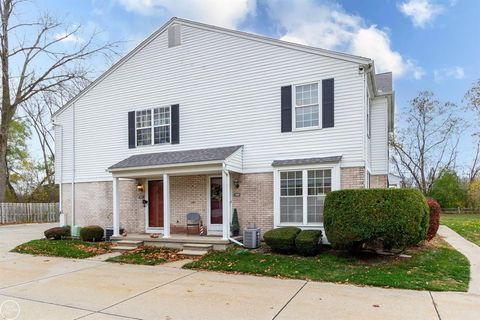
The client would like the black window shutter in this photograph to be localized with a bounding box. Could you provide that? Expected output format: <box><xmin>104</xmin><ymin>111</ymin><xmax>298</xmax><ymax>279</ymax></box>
<box><xmin>128</xmin><ymin>111</ymin><xmax>135</xmax><ymax>149</ymax></box>
<box><xmin>281</xmin><ymin>85</ymin><xmax>292</xmax><ymax>132</ymax></box>
<box><xmin>322</xmin><ymin>78</ymin><xmax>334</xmax><ymax>128</ymax></box>
<box><xmin>171</xmin><ymin>104</ymin><xmax>179</xmax><ymax>144</ymax></box>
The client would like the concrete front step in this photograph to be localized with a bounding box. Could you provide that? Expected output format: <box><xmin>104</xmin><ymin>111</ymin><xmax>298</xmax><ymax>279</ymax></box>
<box><xmin>116</xmin><ymin>240</ymin><xmax>143</xmax><ymax>247</ymax></box>
<box><xmin>112</xmin><ymin>245</ymin><xmax>138</xmax><ymax>252</ymax></box>
<box><xmin>177</xmin><ymin>249</ymin><xmax>209</xmax><ymax>256</ymax></box>
<box><xmin>183</xmin><ymin>243</ymin><xmax>213</xmax><ymax>251</ymax></box>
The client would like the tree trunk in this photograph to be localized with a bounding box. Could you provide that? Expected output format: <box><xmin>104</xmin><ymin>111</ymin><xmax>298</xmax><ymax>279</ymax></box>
<box><xmin>0</xmin><ymin>131</ymin><xmax>8</xmax><ymax>201</ymax></box>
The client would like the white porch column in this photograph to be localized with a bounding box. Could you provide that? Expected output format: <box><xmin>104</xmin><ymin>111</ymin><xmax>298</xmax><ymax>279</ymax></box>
<box><xmin>163</xmin><ymin>173</ymin><xmax>171</xmax><ymax>238</ymax></box>
<box><xmin>222</xmin><ymin>167</ymin><xmax>231</xmax><ymax>240</ymax></box>
<box><xmin>112</xmin><ymin>177</ymin><xmax>120</xmax><ymax>236</ymax></box>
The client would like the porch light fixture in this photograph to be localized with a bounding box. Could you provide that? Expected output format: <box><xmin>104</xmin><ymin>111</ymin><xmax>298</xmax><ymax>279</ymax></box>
<box><xmin>234</xmin><ymin>178</ymin><xmax>240</xmax><ymax>189</ymax></box>
<box><xmin>136</xmin><ymin>182</ymin><xmax>144</xmax><ymax>192</ymax></box>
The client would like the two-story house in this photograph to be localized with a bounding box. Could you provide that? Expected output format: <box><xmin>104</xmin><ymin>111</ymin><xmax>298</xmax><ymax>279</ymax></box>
<box><xmin>53</xmin><ymin>17</ymin><xmax>394</xmax><ymax>245</ymax></box>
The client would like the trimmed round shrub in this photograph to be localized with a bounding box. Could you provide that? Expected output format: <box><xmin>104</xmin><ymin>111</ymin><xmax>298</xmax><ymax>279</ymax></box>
<box><xmin>324</xmin><ymin>189</ymin><xmax>429</xmax><ymax>250</ymax></box>
<box><xmin>295</xmin><ymin>230</ymin><xmax>322</xmax><ymax>256</ymax></box>
<box><xmin>263</xmin><ymin>227</ymin><xmax>301</xmax><ymax>253</ymax></box>
<box><xmin>426</xmin><ymin>198</ymin><xmax>441</xmax><ymax>241</ymax></box>
<box><xmin>44</xmin><ymin>226</ymin><xmax>70</xmax><ymax>240</ymax></box>
<box><xmin>80</xmin><ymin>225</ymin><xmax>104</xmax><ymax>242</ymax></box>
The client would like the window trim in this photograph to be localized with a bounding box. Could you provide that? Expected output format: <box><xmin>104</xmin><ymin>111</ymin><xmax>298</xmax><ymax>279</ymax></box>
<box><xmin>273</xmin><ymin>162</ymin><xmax>341</xmax><ymax>228</ymax></box>
<box><xmin>135</xmin><ymin>106</ymin><xmax>172</xmax><ymax>147</ymax></box>
<box><xmin>292</xmin><ymin>81</ymin><xmax>322</xmax><ymax>131</ymax></box>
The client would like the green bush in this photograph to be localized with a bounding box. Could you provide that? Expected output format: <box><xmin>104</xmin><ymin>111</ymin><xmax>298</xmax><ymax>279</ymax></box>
<box><xmin>263</xmin><ymin>227</ymin><xmax>301</xmax><ymax>253</ymax></box>
<box><xmin>44</xmin><ymin>226</ymin><xmax>71</xmax><ymax>240</ymax></box>
<box><xmin>324</xmin><ymin>189</ymin><xmax>429</xmax><ymax>250</ymax></box>
<box><xmin>79</xmin><ymin>225</ymin><xmax>104</xmax><ymax>242</ymax></box>
<box><xmin>295</xmin><ymin>230</ymin><xmax>322</xmax><ymax>256</ymax></box>
<box><xmin>231</xmin><ymin>208</ymin><xmax>240</xmax><ymax>236</ymax></box>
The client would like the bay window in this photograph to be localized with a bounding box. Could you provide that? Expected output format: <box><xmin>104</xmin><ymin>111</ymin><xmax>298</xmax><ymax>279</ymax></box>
<box><xmin>279</xmin><ymin>168</ymin><xmax>332</xmax><ymax>225</ymax></box>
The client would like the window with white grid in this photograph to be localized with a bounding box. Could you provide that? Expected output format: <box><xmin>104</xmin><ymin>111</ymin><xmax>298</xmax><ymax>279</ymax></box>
<box><xmin>136</xmin><ymin>107</ymin><xmax>171</xmax><ymax>146</ymax></box>
<box><xmin>307</xmin><ymin>169</ymin><xmax>332</xmax><ymax>223</ymax></box>
<box><xmin>136</xmin><ymin>109</ymin><xmax>152</xmax><ymax>146</ymax></box>
<box><xmin>280</xmin><ymin>171</ymin><xmax>303</xmax><ymax>223</ymax></box>
<box><xmin>279</xmin><ymin>168</ymin><xmax>332</xmax><ymax>225</ymax></box>
<box><xmin>294</xmin><ymin>83</ymin><xmax>320</xmax><ymax>129</ymax></box>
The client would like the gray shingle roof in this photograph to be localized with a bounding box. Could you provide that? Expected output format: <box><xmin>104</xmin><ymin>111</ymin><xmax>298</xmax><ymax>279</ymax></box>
<box><xmin>109</xmin><ymin>145</ymin><xmax>242</xmax><ymax>170</ymax></box>
<box><xmin>375</xmin><ymin>72</ymin><xmax>393</xmax><ymax>93</ymax></box>
<box><xmin>271</xmin><ymin>156</ymin><xmax>342</xmax><ymax>167</ymax></box>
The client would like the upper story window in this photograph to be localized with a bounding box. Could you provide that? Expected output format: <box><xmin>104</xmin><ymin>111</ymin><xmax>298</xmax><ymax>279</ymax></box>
<box><xmin>294</xmin><ymin>83</ymin><xmax>320</xmax><ymax>129</ymax></box>
<box><xmin>135</xmin><ymin>107</ymin><xmax>171</xmax><ymax>146</ymax></box>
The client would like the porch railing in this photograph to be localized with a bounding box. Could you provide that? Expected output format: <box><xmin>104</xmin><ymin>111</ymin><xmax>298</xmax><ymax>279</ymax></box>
<box><xmin>0</xmin><ymin>202</ymin><xmax>59</xmax><ymax>224</ymax></box>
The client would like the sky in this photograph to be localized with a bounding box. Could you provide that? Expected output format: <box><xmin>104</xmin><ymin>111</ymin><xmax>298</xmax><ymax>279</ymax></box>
<box><xmin>24</xmin><ymin>0</ymin><xmax>480</xmax><ymax>170</ymax></box>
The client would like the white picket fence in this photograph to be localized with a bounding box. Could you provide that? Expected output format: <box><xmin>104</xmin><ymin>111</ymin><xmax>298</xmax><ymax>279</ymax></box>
<box><xmin>0</xmin><ymin>203</ymin><xmax>59</xmax><ymax>224</ymax></box>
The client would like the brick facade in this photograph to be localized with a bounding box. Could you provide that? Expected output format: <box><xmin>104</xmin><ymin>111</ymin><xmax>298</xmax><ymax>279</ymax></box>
<box><xmin>169</xmin><ymin>175</ymin><xmax>208</xmax><ymax>233</ymax></box>
<box><xmin>370</xmin><ymin>174</ymin><xmax>388</xmax><ymax>188</ymax></box>
<box><xmin>61</xmin><ymin>180</ymin><xmax>144</xmax><ymax>233</ymax></box>
<box><xmin>340</xmin><ymin>167</ymin><xmax>365</xmax><ymax>189</ymax></box>
<box><xmin>61</xmin><ymin>172</ymin><xmax>274</xmax><ymax>235</ymax></box>
<box><xmin>61</xmin><ymin>168</ymin><xmax>371</xmax><ymax>235</ymax></box>
<box><xmin>231</xmin><ymin>172</ymin><xmax>274</xmax><ymax>234</ymax></box>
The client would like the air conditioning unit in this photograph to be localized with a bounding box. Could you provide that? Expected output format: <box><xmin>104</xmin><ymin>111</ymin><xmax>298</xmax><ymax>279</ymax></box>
<box><xmin>243</xmin><ymin>226</ymin><xmax>261</xmax><ymax>249</ymax></box>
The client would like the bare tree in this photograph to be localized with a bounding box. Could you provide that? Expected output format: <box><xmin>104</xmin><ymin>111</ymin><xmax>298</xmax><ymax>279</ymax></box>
<box><xmin>464</xmin><ymin>79</ymin><xmax>480</xmax><ymax>182</ymax></box>
<box><xmin>21</xmin><ymin>78</ymin><xmax>90</xmax><ymax>201</ymax></box>
<box><xmin>0</xmin><ymin>0</ymin><xmax>117</xmax><ymax>201</ymax></box>
<box><xmin>391</xmin><ymin>91</ymin><xmax>462</xmax><ymax>195</ymax></box>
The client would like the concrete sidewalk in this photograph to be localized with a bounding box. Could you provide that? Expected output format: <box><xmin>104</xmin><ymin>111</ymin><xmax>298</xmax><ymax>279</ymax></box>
<box><xmin>0</xmin><ymin>223</ymin><xmax>479</xmax><ymax>320</ymax></box>
<box><xmin>438</xmin><ymin>225</ymin><xmax>480</xmax><ymax>295</ymax></box>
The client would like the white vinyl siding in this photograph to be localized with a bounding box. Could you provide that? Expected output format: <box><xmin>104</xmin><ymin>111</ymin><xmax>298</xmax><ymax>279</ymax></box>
<box><xmin>55</xmin><ymin>24</ymin><xmax>366</xmax><ymax>183</ymax></box>
<box><xmin>370</xmin><ymin>96</ymin><xmax>389</xmax><ymax>174</ymax></box>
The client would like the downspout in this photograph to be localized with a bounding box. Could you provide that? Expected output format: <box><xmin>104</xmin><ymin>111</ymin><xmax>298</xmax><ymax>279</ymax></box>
<box><xmin>53</xmin><ymin>122</ymin><xmax>64</xmax><ymax>225</ymax></box>
<box><xmin>222</xmin><ymin>163</ymin><xmax>244</xmax><ymax>247</ymax></box>
<box><xmin>362</xmin><ymin>62</ymin><xmax>375</xmax><ymax>188</ymax></box>
<box><xmin>71</xmin><ymin>104</ymin><xmax>75</xmax><ymax>226</ymax></box>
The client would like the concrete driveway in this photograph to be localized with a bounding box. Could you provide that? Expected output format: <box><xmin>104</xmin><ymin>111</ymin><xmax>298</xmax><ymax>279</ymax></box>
<box><xmin>0</xmin><ymin>223</ymin><xmax>478</xmax><ymax>320</ymax></box>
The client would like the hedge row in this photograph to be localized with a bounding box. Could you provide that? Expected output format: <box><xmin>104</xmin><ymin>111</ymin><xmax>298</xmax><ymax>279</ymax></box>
<box><xmin>264</xmin><ymin>227</ymin><xmax>322</xmax><ymax>256</ymax></box>
<box><xmin>44</xmin><ymin>225</ymin><xmax>105</xmax><ymax>242</ymax></box>
<box><xmin>324</xmin><ymin>188</ymin><xmax>429</xmax><ymax>250</ymax></box>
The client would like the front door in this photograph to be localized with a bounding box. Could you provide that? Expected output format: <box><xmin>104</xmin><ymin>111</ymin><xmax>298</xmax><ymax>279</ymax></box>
<box><xmin>208</xmin><ymin>177</ymin><xmax>223</xmax><ymax>232</ymax></box>
<box><xmin>148</xmin><ymin>180</ymin><xmax>164</xmax><ymax>229</ymax></box>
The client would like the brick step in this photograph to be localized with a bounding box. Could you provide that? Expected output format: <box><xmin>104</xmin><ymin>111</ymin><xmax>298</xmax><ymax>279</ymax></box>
<box><xmin>116</xmin><ymin>240</ymin><xmax>143</xmax><ymax>248</ymax></box>
<box><xmin>182</xmin><ymin>243</ymin><xmax>213</xmax><ymax>251</ymax></box>
<box><xmin>177</xmin><ymin>249</ymin><xmax>209</xmax><ymax>257</ymax></box>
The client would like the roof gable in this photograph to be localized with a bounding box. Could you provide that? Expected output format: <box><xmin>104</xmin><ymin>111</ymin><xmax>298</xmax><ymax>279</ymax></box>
<box><xmin>53</xmin><ymin>17</ymin><xmax>374</xmax><ymax>119</ymax></box>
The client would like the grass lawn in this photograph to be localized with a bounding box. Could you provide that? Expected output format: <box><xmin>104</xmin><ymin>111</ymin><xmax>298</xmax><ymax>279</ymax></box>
<box><xmin>107</xmin><ymin>246</ymin><xmax>183</xmax><ymax>265</ymax></box>
<box><xmin>11</xmin><ymin>239</ymin><xmax>112</xmax><ymax>259</ymax></box>
<box><xmin>184</xmin><ymin>237</ymin><xmax>469</xmax><ymax>292</ymax></box>
<box><xmin>441</xmin><ymin>214</ymin><xmax>480</xmax><ymax>246</ymax></box>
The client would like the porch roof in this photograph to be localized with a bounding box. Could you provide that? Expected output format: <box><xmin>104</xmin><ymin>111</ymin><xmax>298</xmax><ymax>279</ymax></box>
<box><xmin>271</xmin><ymin>155</ymin><xmax>342</xmax><ymax>167</ymax></box>
<box><xmin>108</xmin><ymin>145</ymin><xmax>243</xmax><ymax>171</ymax></box>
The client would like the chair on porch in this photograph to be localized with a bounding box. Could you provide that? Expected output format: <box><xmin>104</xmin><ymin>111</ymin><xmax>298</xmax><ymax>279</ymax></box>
<box><xmin>186</xmin><ymin>212</ymin><xmax>201</xmax><ymax>235</ymax></box>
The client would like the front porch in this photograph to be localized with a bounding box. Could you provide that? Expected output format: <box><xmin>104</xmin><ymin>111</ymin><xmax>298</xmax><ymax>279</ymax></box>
<box><xmin>111</xmin><ymin>233</ymin><xmax>241</xmax><ymax>251</ymax></box>
<box><xmin>108</xmin><ymin>146</ymin><xmax>244</xmax><ymax>248</ymax></box>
